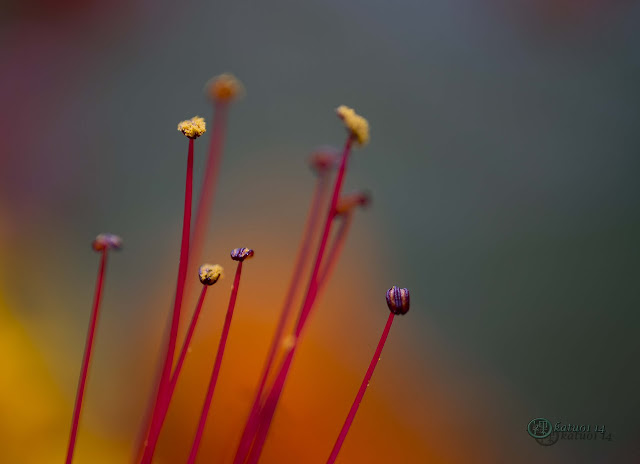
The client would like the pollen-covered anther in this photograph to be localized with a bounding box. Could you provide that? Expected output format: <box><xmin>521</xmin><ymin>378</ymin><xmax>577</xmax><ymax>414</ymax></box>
<box><xmin>177</xmin><ymin>116</ymin><xmax>206</xmax><ymax>139</ymax></box>
<box><xmin>336</xmin><ymin>105</ymin><xmax>369</xmax><ymax>146</ymax></box>
<box><xmin>309</xmin><ymin>146</ymin><xmax>340</xmax><ymax>175</ymax></box>
<box><xmin>386</xmin><ymin>286</ymin><xmax>410</xmax><ymax>315</ymax></box>
<box><xmin>92</xmin><ymin>233</ymin><xmax>122</xmax><ymax>252</ymax></box>
<box><xmin>335</xmin><ymin>191</ymin><xmax>371</xmax><ymax>215</ymax></box>
<box><xmin>199</xmin><ymin>264</ymin><xmax>224</xmax><ymax>285</ymax></box>
<box><xmin>205</xmin><ymin>73</ymin><xmax>245</xmax><ymax>102</ymax></box>
<box><xmin>230</xmin><ymin>247</ymin><xmax>255</xmax><ymax>262</ymax></box>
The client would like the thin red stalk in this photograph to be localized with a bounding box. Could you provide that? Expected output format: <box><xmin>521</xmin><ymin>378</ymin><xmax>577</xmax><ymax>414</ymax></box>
<box><xmin>317</xmin><ymin>212</ymin><xmax>353</xmax><ymax>293</ymax></box>
<box><xmin>131</xmin><ymin>340</ymin><xmax>165</xmax><ymax>463</ymax></box>
<box><xmin>326</xmin><ymin>312</ymin><xmax>395</xmax><ymax>464</ymax></box>
<box><xmin>186</xmin><ymin>261</ymin><xmax>244</xmax><ymax>464</ymax></box>
<box><xmin>65</xmin><ymin>249</ymin><xmax>108</xmax><ymax>464</ymax></box>
<box><xmin>245</xmin><ymin>349</ymin><xmax>294</xmax><ymax>464</ymax></box>
<box><xmin>239</xmin><ymin>212</ymin><xmax>352</xmax><ymax>462</ymax></box>
<box><xmin>133</xmin><ymin>120</ymin><xmax>211</xmax><ymax>460</ymax></box>
<box><xmin>132</xmin><ymin>314</ymin><xmax>177</xmax><ymax>463</ymax></box>
<box><xmin>131</xmin><ymin>286</ymin><xmax>207</xmax><ymax>463</ymax></box>
<box><xmin>169</xmin><ymin>285</ymin><xmax>208</xmax><ymax>391</ymax></box>
<box><xmin>189</xmin><ymin>102</ymin><xmax>228</xmax><ymax>282</ymax></box>
<box><xmin>246</xmin><ymin>136</ymin><xmax>354</xmax><ymax>464</ymax></box>
<box><xmin>295</xmin><ymin>137</ymin><xmax>353</xmax><ymax>333</ymax></box>
<box><xmin>238</xmin><ymin>206</ymin><xmax>353</xmax><ymax>464</ymax></box>
<box><xmin>232</xmin><ymin>174</ymin><xmax>329</xmax><ymax>464</ymax></box>
<box><xmin>140</xmin><ymin>138</ymin><xmax>194</xmax><ymax>464</ymax></box>
<box><xmin>133</xmin><ymin>100</ymin><xmax>227</xmax><ymax>462</ymax></box>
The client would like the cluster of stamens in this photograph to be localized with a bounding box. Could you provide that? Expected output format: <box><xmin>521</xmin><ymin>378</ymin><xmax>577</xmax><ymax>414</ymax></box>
<box><xmin>65</xmin><ymin>74</ymin><xmax>416</xmax><ymax>464</ymax></box>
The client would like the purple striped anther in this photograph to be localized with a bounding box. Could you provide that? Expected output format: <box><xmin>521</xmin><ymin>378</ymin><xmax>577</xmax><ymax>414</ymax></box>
<box><xmin>230</xmin><ymin>247</ymin><xmax>254</xmax><ymax>262</ymax></box>
<box><xmin>92</xmin><ymin>233</ymin><xmax>122</xmax><ymax>252</ymax></box>
<box><xmin>386</xmin><ymin>286</ymin><xmax>410</xmax><ymax>315</ymax></box>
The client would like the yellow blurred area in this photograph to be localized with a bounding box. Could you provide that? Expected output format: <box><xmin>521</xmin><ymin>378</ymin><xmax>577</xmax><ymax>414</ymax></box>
<box><xmin>0</xmin><ymin>300</ymin><xmax>129</xmax><ymax>463</ymax></box>
<box><xmin>0</xmin><ymin>204</ymin><xmax>128</xmax><ymax>464</ymax></box>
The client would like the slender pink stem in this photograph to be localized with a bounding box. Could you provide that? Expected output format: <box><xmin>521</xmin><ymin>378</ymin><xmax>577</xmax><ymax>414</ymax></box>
<box><xmin>246</xmin><ymin>136</ymin><xmax>354</xmax><ymax>464</ymax></box>
<box><xmin>131</xmin><ymin>345</ymin><xmax>164</xmax><ymax>463</ymax></box>
<box><xmin>131</xmin><ymin>285</ymin><xmax>207</xmax><ymax>463</ymax></box>
<box><xmin>317</xmin><ymin>212</ymin><xmax>353</xmax><ymax>293</ymax></box>
<box><xmin>187</xmin><ymin>261</ymin><xmax>244</xmax><ymax>464</ymax></box>
<box><xmin>295</xmin><ymin>137</ymin><xmax>353</xmax><ymax>333</ymax></box>
<box><xmin>132</xmin><ymin>105</ymin><xmax>222</xmax><ymax>461</ymax></box>
<box><xmin>170</xmin><ymin>285</ymin><xmax>208</xmax><ymax>391</ymax></box>
<box><xmin>245</xmin><ymin>349</ymin><xmax>293</xmax><ymax>464</ymax></box>
<box><xmin>65</xmin><ymin>248</ymin><xmax>108</xmax><ymax>464</ymax></box>
<box><xmin>326</xmin><ymin>312</ymin><xmax>395</xmax><ymax>464</ymax></box>
<box><xmin>238</xmin><ymin>207</ymin><xmax>354</xmax><ymax>464</ymax></box>
<box><xmin>240</xmin><ymin>211</ymin><xmax>353</xmax><ymax>463</ymax></box>
<box><xmin>140</xmin><ymin>138</ymin><xmax>194</xmax><ymax>464</ymax></box>
<box><xmin>189</xmin><ymin>102</ymin><xmax>228</xmax><ymax>280</ymax></box>
<box><xmin>232</xmin><ymin>175</ymin><xmax>329</xmax><ymax>464</ymax></box>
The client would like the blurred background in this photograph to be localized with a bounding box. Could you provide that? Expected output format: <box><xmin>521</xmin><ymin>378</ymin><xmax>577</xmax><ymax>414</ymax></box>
<box><xmin>1</xmin><ymin>0</ymin><xmax>639</xmax><ymax>462</ymax></box>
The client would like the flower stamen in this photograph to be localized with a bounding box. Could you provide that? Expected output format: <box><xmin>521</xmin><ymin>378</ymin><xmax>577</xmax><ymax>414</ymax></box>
<box><xmin>326</xmin><ymin>287</ymin><xmax>410</xmax><ymax>463</ymax></box>
<box><xmin>246</xmin><ymin>107</ymin><xmax>368</xmax><ymax>463</ymax></box>
<box><xmin>232</xmin><ymin>149</ymin><xmax>339</xmax><ymax>464</ymax></box>
<box><xmin>140</xmin><ymin>124</ymin><xmax>202</xmax><ymax>464</ymax></box>
<box><xmin>187</xmin><ymin>249</ymin><xmax>253</xmax><ymax>464</ymax></box>
<box><xmin>65</xmin><ymin>234</ymin><xmax>121</xmax><ymax>464</ymax></box>
<box><xmin>178</xmin><ymin>116</ymin><xmax>206</xmax><ymax>139</ymax></box>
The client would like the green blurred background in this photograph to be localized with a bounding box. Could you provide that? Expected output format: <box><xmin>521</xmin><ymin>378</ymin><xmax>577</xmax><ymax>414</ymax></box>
<box><xmin>1</xmin><ymin>0</ymin><xmax>639</xmax><ymax>462</ymax></box>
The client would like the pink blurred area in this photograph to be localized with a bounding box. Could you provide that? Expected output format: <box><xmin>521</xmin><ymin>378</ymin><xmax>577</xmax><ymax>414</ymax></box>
<box><xmin>0</xmin><ymin>0</ymin><xmax>135</xmax><ymax>226</ymax></box>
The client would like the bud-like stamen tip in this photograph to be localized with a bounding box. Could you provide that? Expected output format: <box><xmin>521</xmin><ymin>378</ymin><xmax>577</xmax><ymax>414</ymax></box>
<box><xmin>177</xmin><ymin>116</ymin><xmax>206</xmax><ymax>139</ymax></box>
<box><xmin>92</xmin><ymin>233</ymin><xmax>122</xmax><ymax>252</ymax></box>
<box><xmin>336</xmin><ymin>105</ymin><xmax>369</xmax><ymax>146</ymax></box>
<box><xmin>230</xmin><ymin>247</ymin><xmax>255</xmax><ymax>262</ymax></box>
<box><xmin>205</xmin><ymin>73</ymin><xmax>245</xmax><ymax>102</ymax></box>
<box><xmin>335</xmin><ymin>191</ymin><xmax>371</xmax><ymax>215</ymax></box>
<box><xmin>386</xmin><ymin>286</ymin><xmax>410</xmax><ymax>315</ymax></box>
<box><xmin>199</xmin><ymin>264</ymin><xmax>224</xmax><ymax>285</ymax></box>
<box><xmin>309</xmin><ymin>146</ymin><xmax>341</xmax><ymax>175</ymax></box>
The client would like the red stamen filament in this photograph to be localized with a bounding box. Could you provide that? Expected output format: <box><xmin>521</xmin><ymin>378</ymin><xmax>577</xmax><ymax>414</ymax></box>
<box><xmin>132</xmin><ymin>285</ymin><xmax>207</xmax><ymax>464</ymax></box>
<box><xmin>326</xmin><ymin>312</ymin><xmax>395</xmax><ymax>463</ymax></box>
<box><xmin>237</xmin><ymin>210</ymin><xmax>352</xmax><ymax>462</ymax></box>
<box><xmin>140</xmin><ymin>137</ymin><xmax>194</xmax><ymax>464</ymax></box>
<box><xmin>189</xmin><ymin>101</ymin><xmax>228</xmax><ymax>283</ymax></box>
<box><xmin>65</xmin><ymin>248</ymin><xmax>108</xmax><ymax>464</ymax></box>
<box><xmin>170</xmin><ymin>285</ymin><xmax>208</xmax><ymax>392</ymax></box>
<box><xmin>132</xmin><ymin>285</ymin><xmax>209</xmax><ymax>461</ymax></box>
<box><xmin>232</xmin><ymin>173</ymin><xmax>330</xmax><ymax>464</ymax></box>
<box><xmin>133</xmin><ymin>105</ymin><xmax>222</xmax><ymax>460</ymax></box>
<box><xmin>317</xmin><ymin>211</ymin><xmax>353</xmax><ymax>293</ymax></box>
<box><xmin>187</xmin><ymin>260</ymin><xmax>245</xmax><ymax>464</ymax></box>
<box><xmin>246</xmin><ymin>135</ymin><xmax>354</xmax><ymax>463</ymax></box>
